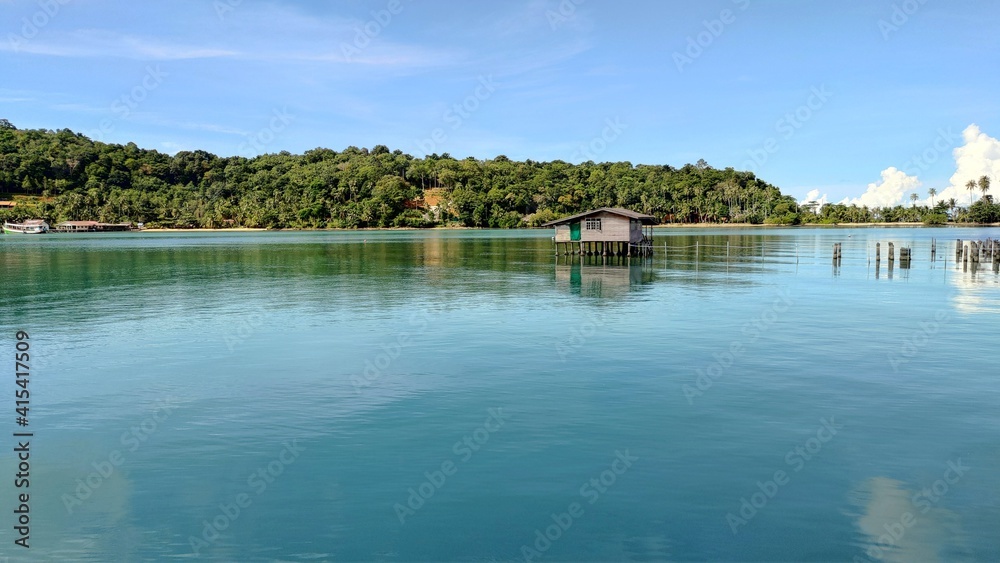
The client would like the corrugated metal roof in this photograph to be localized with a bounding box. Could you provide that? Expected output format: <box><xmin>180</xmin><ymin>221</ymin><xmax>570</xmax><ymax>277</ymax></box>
<box><xmin>59</xmin><ymin>221</ymin><xmax>101</xmax><ymax>226</ymax></box>
<box><xmin>542</xmin><ymin>207</ymin><xmax>657</xmax><ymax>226</ymax></box>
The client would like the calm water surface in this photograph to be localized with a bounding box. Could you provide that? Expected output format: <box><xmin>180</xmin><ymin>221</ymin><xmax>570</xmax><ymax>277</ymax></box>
<box><xmin>1</xmin><ymin>227</ymin><xmax>998</xmax><ymax>562</ymax></box>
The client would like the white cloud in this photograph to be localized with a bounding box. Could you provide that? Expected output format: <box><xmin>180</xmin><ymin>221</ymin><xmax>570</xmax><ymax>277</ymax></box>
<box><xmin>838</xmin><ymin>124</ymin><xmax>1000</xmax><ymax>209</ymax></box>
<box><xmin>933</xmin><ymin>124</ymin><xmax>1000</xmax><ymax>206</ymax></box>
<box><xmin>798</xmin><ymin>189</ymin><xmax>828</xmax><ymax>211</ymax></box>
<box><xmin>847</xmin><ymin>167</ymin><xmax>921</xmax><ymax>208</ymax></box>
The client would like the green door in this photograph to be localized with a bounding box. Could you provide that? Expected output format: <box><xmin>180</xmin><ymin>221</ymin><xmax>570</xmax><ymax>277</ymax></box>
<box><xmin>570</xmin><ymin>222</ymin><xmax>581</xmax><ymax>241</ymax></box>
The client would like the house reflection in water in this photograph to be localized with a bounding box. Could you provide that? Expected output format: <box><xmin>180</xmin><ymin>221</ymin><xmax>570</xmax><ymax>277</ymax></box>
<box><xmin>554</xmin><ymin>255</ymin><xmax>656</xmax><ymax>299</ymax></box>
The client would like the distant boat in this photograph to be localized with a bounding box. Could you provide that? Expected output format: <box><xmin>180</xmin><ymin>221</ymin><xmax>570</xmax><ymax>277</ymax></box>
<box><xmin>3</xmin><ymin>220</ymin><xmax>49</xmax><ymax>234</ymax></box>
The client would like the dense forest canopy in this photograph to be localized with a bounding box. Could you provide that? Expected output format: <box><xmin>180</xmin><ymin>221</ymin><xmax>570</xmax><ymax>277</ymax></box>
<box><xmin>1</xmin><ymin>122</ymin><xmax>995</xmax><ymax>228</ymax></box>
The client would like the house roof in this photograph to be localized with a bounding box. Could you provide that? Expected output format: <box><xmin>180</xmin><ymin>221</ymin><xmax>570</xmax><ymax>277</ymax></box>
<box><xmin>58</xmin><ymin>221</ymin><xmax>101</xmax><ymax>227</ymax></box>
<box><xmin>542</xmin><ymin>207</ymin><xmax>658</xmax><ymax>227</ymax></box>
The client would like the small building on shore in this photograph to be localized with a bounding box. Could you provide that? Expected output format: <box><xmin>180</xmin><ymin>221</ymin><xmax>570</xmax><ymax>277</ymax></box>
<box><xmin>53</xmin><ymin>221</ymin><xmax>133</xmax><ymax>233</ymax></box>
<box><xmin>543</xmin><ymin>207</ymin><xmax>657</xmax><ymax>256</ymax></box>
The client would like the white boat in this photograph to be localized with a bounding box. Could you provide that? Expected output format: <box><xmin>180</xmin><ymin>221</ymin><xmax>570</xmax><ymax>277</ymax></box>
<box><xmin>3</xmin><ymin>220</ymin><xmax>50</xmax><ymax>234</ymax></box>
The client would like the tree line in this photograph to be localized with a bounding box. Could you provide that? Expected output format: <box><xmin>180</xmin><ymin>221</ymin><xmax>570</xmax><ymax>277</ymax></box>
<box><xmin>0</xmin><ymin>121</ymin><xmax>799</xmax><ymax>228</ymax></box>
<box><xmin>800</xmin><ymin>177</ymin><xmax>999</xmax><ymax>226</ymax></box>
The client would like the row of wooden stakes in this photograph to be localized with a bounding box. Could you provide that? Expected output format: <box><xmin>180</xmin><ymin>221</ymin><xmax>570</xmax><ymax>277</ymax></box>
<box><xmin>955</xmin><ymin>238</ymin><xmax>1000</xmax><ymax>272</ymax></box>
<box><xmin>832</xmin><ymin>242</ymin><xmax>913</xmax><ymax>268</ymax></box>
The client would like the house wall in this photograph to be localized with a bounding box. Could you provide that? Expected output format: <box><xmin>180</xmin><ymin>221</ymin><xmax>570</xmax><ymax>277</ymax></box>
<box><xmin>554</xmin><ymin>224</ymin><xmax>572</xmax><ymax>242</ymax></box>
<box><xmin>579</xmin><ymin>212</ymin><xmax>631</xmax><ymax>242</ymax></box>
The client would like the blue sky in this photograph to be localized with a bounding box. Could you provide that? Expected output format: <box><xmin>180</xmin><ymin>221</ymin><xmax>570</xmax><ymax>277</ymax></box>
<box><xmin>3</xmin><ymin>0</ymin><xmax>999</xmax><ymax>205</ymax></box>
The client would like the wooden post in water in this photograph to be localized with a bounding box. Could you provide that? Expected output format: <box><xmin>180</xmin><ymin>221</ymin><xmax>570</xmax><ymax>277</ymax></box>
<box><xmin>876</xmin><ymin>242</ymin><xmax>881</xmax><ymax>263</ymax></box>
<box><xmin>900</xmin><ymin>247</ymin><xmax>911</xmax><ymax>269</ymax></box>
<box><xmin>931</xmin><ymin>238</ymin><xmax>936</xmax><ymax>262</ymax></box>
<box><xmin>888</xmin><ymin>242</ymin><xmax>895</xmax><ymax>263</ymax></box>
<box><xmin>956</xmin><ymin>239</ymin><xmax>963</xmax><ymax>262</ymax></box>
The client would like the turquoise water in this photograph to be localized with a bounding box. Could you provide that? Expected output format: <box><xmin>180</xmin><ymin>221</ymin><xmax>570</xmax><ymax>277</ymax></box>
<box><xmin>1</xmin><ymin>227</ymin><xmax>998</xmax><ymax>562</ymax></box>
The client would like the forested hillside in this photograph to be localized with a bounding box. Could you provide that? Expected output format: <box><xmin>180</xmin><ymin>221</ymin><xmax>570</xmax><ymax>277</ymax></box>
<box><xmin>0</xmin><ymin>120</ymin><xmax>801</xmax><ymax>228</ymax></box>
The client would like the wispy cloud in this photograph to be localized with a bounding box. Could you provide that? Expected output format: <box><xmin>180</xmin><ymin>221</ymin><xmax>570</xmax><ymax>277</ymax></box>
<box><xmin>0</xmin><ymin>29</ymin><xmax>238</xmax><ymax>60</ymax></box>
<box><xmin>493</xmin><ymin>0</ymin><xmax>594</xmax><ymax>36</ymax></box>
<box><xmin>215</xmin><ymin>2</ymin><xmax>462</xmax><ymax>68</ymax></box>
<box><xmin>1</xmin><ymin>27</ymin><xmax>458</xmax><ymax>69</ymax></box>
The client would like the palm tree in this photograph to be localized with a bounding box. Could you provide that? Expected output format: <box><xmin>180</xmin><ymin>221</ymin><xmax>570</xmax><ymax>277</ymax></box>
<box><xmin>910</xmin><ymin>193</ymin><xmax>919</xmax><ymax>207</ymax></box>
<box><xmin>948</xmin><ymin>198</ymin><xmax>957</xmax><ymax>220</ymax></box>
<box><xmin>966</xmin><ymin>180</ymin><xmax>978</xmax><ymax>205</ymax></box>
<box><xmin>928</xmin><ymin>188</ymin><xmax>937</xmax><ymax>207</ymax></box>
<box><xmin>979</xmin><ymin>175</ymin><xmax>991</xmax><ymax>201</ymax></box>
